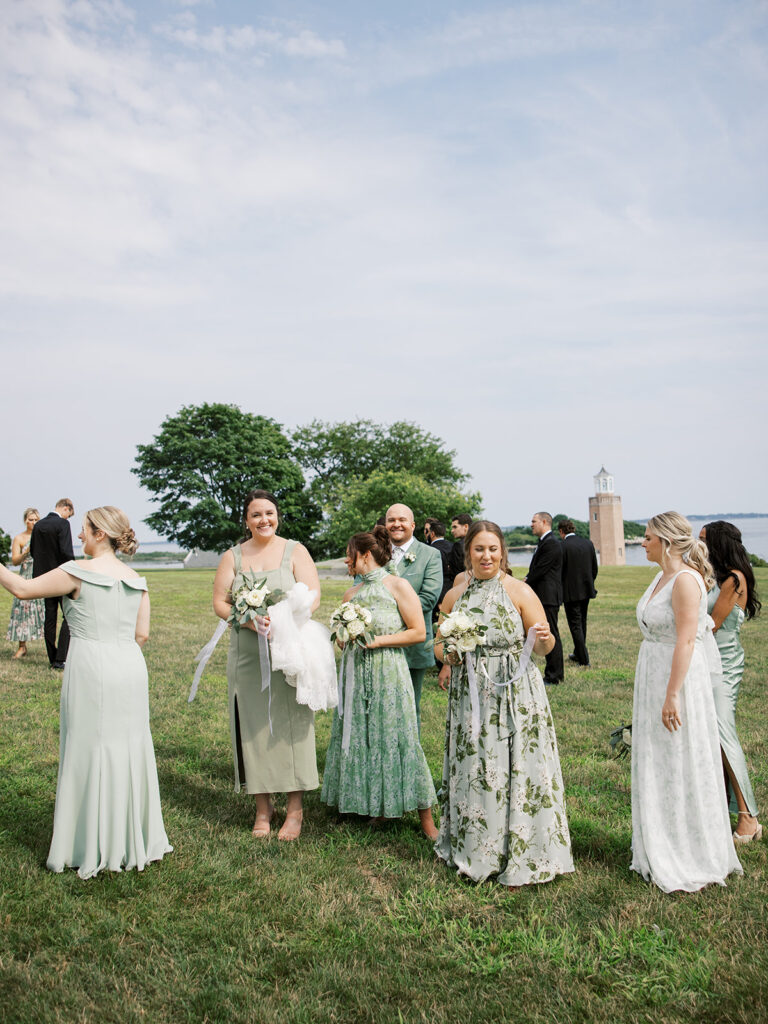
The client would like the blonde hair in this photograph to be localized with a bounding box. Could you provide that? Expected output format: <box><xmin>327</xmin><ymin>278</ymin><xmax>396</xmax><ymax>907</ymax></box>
<box><xmin>86</xmin><ymin>506</ymin><xmax>139</xmax><ymax>556</ymax></box>
<box><xmin>23</xmin><ymin>507</ymin><xmax>39</xmax><ymax>524</ymax></box>
<box><xmin>55</xmin><ymin>498</ymin><xmax>74</xmax><ymax>513</ymax></box>
<box><xmin>646</xmin><ymin>511</ymin><xmax>713</xmax><ymax>588</ymax></box>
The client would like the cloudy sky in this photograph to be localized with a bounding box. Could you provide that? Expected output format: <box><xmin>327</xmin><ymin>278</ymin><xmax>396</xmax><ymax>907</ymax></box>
<box><xmin>2</xmin><ymin>0</ymin><xmax>766</xmax><ymax>543</ymax></box>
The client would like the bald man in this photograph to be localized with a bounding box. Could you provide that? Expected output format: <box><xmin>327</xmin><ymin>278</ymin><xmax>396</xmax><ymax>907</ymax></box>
<box><xmin>385</xmin><ymin>503</ymin><xmax>443</xmax><ymax>722</ymax></box>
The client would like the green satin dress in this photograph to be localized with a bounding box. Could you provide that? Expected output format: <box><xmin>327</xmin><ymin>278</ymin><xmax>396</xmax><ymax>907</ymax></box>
<box><xmin>227</xmin><ymin>541</ymin><xmax>318</xmax><ymax>794</ymax></box>
<box><xmin>707</xmin><ymin>584</ymin><xmax>758</xmax><ymax>816</ymax></box>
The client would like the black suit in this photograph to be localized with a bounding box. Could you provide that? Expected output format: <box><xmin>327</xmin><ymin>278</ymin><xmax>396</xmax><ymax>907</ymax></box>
<box><xmin>30</xmin><ymin>512</ymin><xmax>74</xmax><ymax>665</ymax></box>
<box><xmin>431</xmin><ymin>538</ymin><xmax>455</xmax><ymax>608</ymax></box>
<box><xmin>561</xmin><ymin>533</ymin><xmax>598</xmax><ymax>666</ymax></box>
<box><xmin>449</xmin><ymin>539</ymin><xmax>465</xmax><ymax>584</ymax></box>
<box><xmin>526</xmin><ymin>531</ymin><xmax>563</xmax><ymax>683</ymax></box>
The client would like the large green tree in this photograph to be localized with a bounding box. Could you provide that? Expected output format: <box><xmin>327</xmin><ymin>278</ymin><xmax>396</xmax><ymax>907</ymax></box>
<box><xmin>132</xmin><ymin>404</ymin><xmax>315</xmax><ymax>552</ymax></box>
<box><xmin>0</xmin><ymin>527</ymin><xmax>11</xmax><ymax>566</ymax></box>
<box><xmin>319</xmin><ymin>469</ymin><xmax>482</xmax><ymax>558</ymax></box>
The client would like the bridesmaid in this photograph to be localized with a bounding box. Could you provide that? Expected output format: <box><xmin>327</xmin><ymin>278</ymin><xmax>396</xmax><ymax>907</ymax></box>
<box><xmin>212</xmin><ymin>489</ymin><xmax>320</xmax><ymax>841</ymax></box>
<box><xmin>6</xmin><ymin>508</ymin><xmax>45</xmax><ymax>658</ymax></box>
<box><xmin>700</xmin><ymin>521</ymin><xmax>762</xmax><ymax>844</ymax></box>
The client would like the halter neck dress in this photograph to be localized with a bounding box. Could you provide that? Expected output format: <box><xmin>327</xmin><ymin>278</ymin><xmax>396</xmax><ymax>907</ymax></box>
<box><xmin>227</xmin><ymin>540</ymin><xmax>318</xmax><ymax>794</ymax></box>
<box><xmin>631</xmin><ymin>569</ymin><xmax>742</xmax><ymax>891</ymax></box>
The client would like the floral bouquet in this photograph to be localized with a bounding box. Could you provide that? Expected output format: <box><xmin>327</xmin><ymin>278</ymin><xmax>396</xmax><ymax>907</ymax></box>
<box><xmin>436</xmin><ymin>608</ymin><xmax>488</xmax><ymax>659</ymax></box>
<box><xmin>228</xmin><ymin>570</ymin><xmax>285</xmax><ymax>631</ymax></box>
<box><xmin>329</xmin><ymin>601</ymin><xmax>374</xmax><ymax>649</ymax></box>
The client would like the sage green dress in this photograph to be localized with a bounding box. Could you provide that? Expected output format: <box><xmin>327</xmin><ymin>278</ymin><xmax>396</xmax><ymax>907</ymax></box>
<box><xmin>321</xmin><ymin>567</ymin><xmax>436</xmax><ymax>817</ymax></box>
<box><xmin>227</xmin><ymin>541</ymin><xmax>318</xmax><ymax>794</ymax></box>
<box><xmin>435</xmin><ymin>575</ymin><xmax>573</xmax><ymax>887</ymax></box>
<box><xmin>47</xmin><ymin>563</ymin><xmax>172</xmax><ymax>878</ymax></box>
<box><xmin>707</xmin><ymin>584</ymin><xmax>758</xmax><ymax>816</ymax></box>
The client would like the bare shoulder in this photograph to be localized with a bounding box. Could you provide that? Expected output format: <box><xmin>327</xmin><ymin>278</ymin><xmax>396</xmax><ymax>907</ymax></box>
<box><xmin>501</xmin><ymin>574</ymin><xmax>529</xmax><ymax>603</ymax></box>
<box><xmin>672</xmin><ymin>570</ymin><xmax>704</xmax><ymax>600</ymax></box>
<box><xmin>342</xmin><ymin>583</ymin><xmax>362</xmax><ymax>602</ymax></box>
<box><xmin>442</xmin><ymin>579</ymin><xmax>468</xmax><ymax>611</ymax></box>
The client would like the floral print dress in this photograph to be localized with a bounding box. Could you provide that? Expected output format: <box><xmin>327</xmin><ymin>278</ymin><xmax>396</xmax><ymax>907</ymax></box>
<box><xmin>321</xmin><ymin>567</ymin><xmax>437</xmax><ymax>817</ymax></box>
<box><xmin>435</xmin><ymin>575</ymin><xmax>574</xmax><ymax>886</ymax></box>
<box><xmin>6</xmin><ymin>554</ymin><xmax>44</xmax><ymax>642</ymax></box>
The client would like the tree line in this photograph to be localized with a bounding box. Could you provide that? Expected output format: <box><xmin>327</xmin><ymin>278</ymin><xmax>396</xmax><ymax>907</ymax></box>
<box><xmin>132</xmin><ymin>404</ymin><xmax>482</xmax><ymax>558</ymax></box>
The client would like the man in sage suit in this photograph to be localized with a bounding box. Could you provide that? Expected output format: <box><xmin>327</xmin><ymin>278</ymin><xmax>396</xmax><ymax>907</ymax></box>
<box><xmin>386</xmin><ymin>503</ymin><xmax>443</xmax><ymax>722</ymax></box>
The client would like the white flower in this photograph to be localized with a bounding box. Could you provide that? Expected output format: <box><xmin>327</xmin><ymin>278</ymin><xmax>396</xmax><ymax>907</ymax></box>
<box><xmin>341</xmin><ymin>605</ymin><xmax>357</xmax><ymax>622</ymax></box>
<box><xmin>347</xmin><ymin>619</ymin><xmax>365</xmax><ymax>638</ymax></box>
<box><xmin>453</xmin><ymin>612</ymin><xmax>472</xmax><ymax>631</ymax></box>
<box><xmin>245</xmin><ymin>586</ymin><xmax>268</xmax><ymax>607</ymax></box>
<box><xmin>359</xmin><ymin>608</ymin><xmax>373</xmax><ymax>625</ymax></box>
<box><xmin>438</xmin><ymin>619</ymin><xmax>455</xmax><ymax>637</ymax></box>
<box><xmin>457</xmin><ymin>636</ymin><xmax>477</xmax><ymax>653</ymax></box>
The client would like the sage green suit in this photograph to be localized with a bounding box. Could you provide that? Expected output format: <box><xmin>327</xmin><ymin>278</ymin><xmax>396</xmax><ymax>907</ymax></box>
<box><xmin>392</xmin><ymin>539</ymin><xmax>443</xmax><ymax>717</ymax></box>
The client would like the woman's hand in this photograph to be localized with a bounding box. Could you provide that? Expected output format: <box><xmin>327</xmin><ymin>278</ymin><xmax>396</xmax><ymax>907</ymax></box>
<box><xmin>438</xmin><ymin>663</ymin><xmax>451</xmax><ymax>690</ymax></box>
<box><xmin>661</xmin><ymin>693</ymin><xmax>682</xmax><ymax>732</ymax></box>
<box><xmin>533</xmin><ymin>621</ymin><xmax>551</xmax><ymax>645</ymax></box>
<box><xmin>443</xmin><ymin>648</ymin><xmax>461</xmax><ymax>666</ymax></box>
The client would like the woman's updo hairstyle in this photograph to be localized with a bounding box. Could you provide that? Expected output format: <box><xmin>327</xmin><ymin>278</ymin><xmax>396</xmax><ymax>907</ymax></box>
<box><xmin>23</xmin><ymin>507</ymin><xmax>39</xmax><ymax>523</ymax></box>
<box><xmin>347</xmin><ymin>525</ymin><xmax>391</xmax><ymax>568</ymax></box>
<box><xmin>646</xmin><ymin>511</ymin><xmax>713</xmax><ymax>589</ymax></box>
<box><xmin>464</xmin><ymin>520</ymin><xmax>513</xmax><ymax>576</ymax></box>
<box><xmin>703</xmin><ymin>520</ymin><xmax>761</xmax><ymax>619</ymax></box>
<box><xmin>87</xmin><ymin>506</ymin><xmax>139</xmax><ymax>556</ymax></box>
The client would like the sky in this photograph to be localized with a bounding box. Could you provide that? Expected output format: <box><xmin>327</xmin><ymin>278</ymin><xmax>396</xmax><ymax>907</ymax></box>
<box><xmin>2</xmin><ymin>0</ymin><xmax>767</xmax><ymax>544</ymax></box>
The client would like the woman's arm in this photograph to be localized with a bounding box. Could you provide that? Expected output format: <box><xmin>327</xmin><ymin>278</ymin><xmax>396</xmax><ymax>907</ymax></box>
<box><xmin>11</xmin><ymin>534</ymin><xmax>29</xmax><ymax>566</ymax></box>
<box><xmin>135</xmin><ymin>591</ymin><xmax>150</xmax><ymax>647</ymax></box>
<box><xmin>662</xmin><ymin>573</ymin><xmax>702</xmax><ymax>731</ymax></box>
<box><xmin>212</xmin><ymin>550</ymin><xmax>236</xmax><ymax>621</ymax></box>
<box><xmin>709</xmin><ymin>572</ymin><xmax>746</xmax><ymax>631</ymax></box>
<box><xmin>368</xmin><ymin>578</ymin><xmax>426</xmax><ymax>649</ymax></box>
<box><xmin>291</xmin><ymin>543</ymin><xmax>321</xmax><ymax>612</ymax></box>
<box><xmin>436</xmin><ymin>589</ymin><xmax>459</xmax><ymax>690</ymax></box>
<box><xmin>0</xmin><ymin>563</ymin><xmax>77</xmax><ymax>601</ymax></box>
<box><xmin>503</xmin><ymin>578</ymin><xmax>555</xmax><ymax>656</ymax></box>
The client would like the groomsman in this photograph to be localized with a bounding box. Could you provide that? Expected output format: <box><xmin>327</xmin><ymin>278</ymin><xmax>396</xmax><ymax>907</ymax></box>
<box><xmin>558</xmin><ymin>519</ymin><xmax>598</xmax><ymax>667</ymax></box>
<box><xmin>386</xmin><ymin>503</ymin><xmax>443</xmax><ymax>720</ymax></box>
<box><xmin>525</xmin><ymin>511</ymin><xmax>564</xmax><ymax>685</ymax></box>
<box><xmin>423</xmin><ymin>518</ymin><xmax>454</xmax><ymax>609</ymax></box>
<box><xmin>449</xmin><ymin>513</ymin><xmax>472</xmax><ymax>582</ymax></box>
<box><xmin>31</xmin><ymin>498</ymin><xmax>75</xmax><ymax>668</ymax></box>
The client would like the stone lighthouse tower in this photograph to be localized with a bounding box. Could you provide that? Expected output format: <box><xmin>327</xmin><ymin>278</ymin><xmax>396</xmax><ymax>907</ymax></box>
<box><xmin>589</xmin><ymin>467</ymin><xmax>626</xmax><ymax>566</ymax></box>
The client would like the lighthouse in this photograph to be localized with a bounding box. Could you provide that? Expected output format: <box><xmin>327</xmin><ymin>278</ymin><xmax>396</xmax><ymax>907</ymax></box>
<box><xmin>589</xmin><ymin>467</ymin><xmax>626</xmax><ymax>566</ymax></box>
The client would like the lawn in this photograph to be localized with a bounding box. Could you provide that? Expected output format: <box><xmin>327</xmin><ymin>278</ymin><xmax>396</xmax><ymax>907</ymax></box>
<box><xmin>1</xmin><ymin>567</ymin><xmax>766</xmax><ymax>1024</ymax></box>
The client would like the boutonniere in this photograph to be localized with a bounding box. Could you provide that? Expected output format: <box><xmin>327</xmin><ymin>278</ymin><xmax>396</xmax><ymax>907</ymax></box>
<box><xmin>403</xmin><ymin>550</ymin><xmax>416</xmax><ymax>564</ymax></box>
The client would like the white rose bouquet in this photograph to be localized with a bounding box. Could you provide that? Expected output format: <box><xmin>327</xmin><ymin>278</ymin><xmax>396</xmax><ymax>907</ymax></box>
<box><xmin>329</xmin><ymin>601</ymin><xmax>374</xmax><ymax>650</ymax></box>
<box><xmin>436</xmin><ymin>608</ymin><xmax>488</xmax><ymax>660</ymax></box>
<box><xmin>228</xmin><ymin>570</ymin><xmax>285</xmax><ymax>631</ymax></box>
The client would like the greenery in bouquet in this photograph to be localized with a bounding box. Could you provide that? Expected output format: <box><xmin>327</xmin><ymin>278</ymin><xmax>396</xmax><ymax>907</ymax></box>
<box><xmin>436</xmin><ymin>608</ymin><xmax>488</xmax><ymax>659</ymax></box>
<box><xmin>228</xmin><ymin>570</ymin><xmax>285</xmax><ymax>630</ymax></box>
<box><xmin>329</xmin><ymin>601</ymin><xmax>374</xmax><ymax>650</ymax></box>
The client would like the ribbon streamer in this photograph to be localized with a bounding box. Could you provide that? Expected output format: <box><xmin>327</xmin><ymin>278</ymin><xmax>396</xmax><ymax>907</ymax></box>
<box><xmin>257</xmin><ymin>629</ymin><xmax>273</xmax><ymax>735</ymax></box>
<box><xmin>188</xmin><ymin>619</ymin><xmax>228</xmax><ymax>703</ymax></box>
<box><xmin>337</xmin><ymin>647</ymin><xmax>357</xmax><ymax>753</ymax></box>
<box><xmin>495</xmin><ymin>626</ymin><xmax>538</xmax><ymax>691</ymax></box>
<box><xmin>465</xmin><ymin>653</ymin><xmax>482</xmax><ymax>742</ymax></box>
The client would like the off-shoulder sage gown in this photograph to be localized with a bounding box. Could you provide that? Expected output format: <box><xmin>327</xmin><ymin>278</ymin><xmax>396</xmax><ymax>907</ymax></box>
<box><xmin>47</xmin><ymin>563</ymin><xmax>172</xmax><ymax>878</ymax></box>
<box><xmin>707</xmin><ymin>584</ymin><xmax>758</xmax><ymax>816</ymax></box>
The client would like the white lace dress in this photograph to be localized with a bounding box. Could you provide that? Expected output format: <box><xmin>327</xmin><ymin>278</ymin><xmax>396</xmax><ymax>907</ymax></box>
<box><xmin>631</xmin><ymin>569</ymin><xmax>742</xmax><ymax>892</ymax></box>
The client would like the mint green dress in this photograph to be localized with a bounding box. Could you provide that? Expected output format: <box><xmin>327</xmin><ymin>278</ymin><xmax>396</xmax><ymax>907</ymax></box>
<box><xmin>321</xmin><ymin>568</ymin><xmax>437</xmax><ymax>817</ymax></box>
<box><xmin>227</xmin><ymin>541</ymin><xmax>318</xmax><ymax>794</ymax></box>
<box><xmin>47</xmin><ymin>563</ymin><xmax>172</xmax><ymax>878</ymax></box>
<box><xmin>707</xmin><ymin>584</ymin><xmax>758</xmax><ymax>816</ymax></box>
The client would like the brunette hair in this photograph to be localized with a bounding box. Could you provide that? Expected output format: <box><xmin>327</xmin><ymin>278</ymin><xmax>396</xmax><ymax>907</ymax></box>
<box><xmin>424</xmin><ymin>517</ymin><xmax>446</xmax><ymax>537</ymax></box>
<box><xmin>702</xmin><ymin>521</ymin><xmax>761</xmax><ymax>619</ymax></box>
<box><xmin>451</xmin><ymin>513</ymin><xmax>473</xmax><ymax>527</ymax></box>
<box><xmin>347</xmin><ymin>525</ymin><xmax>391</xmax><ymax>568</ymax></box>
<box><xmin>646</xmin><ymin>511</ymin><xmax>713</xmax><ymax>588</ymax></box>
<box><xmin>558</xmin><ymin>519</ymin><xmax>575</xmax><ymax>535</ymax></box>
<box><xmin>240</xmin><ymin>489</ymin><xmax>281</xmax><ymax>541</ymax></box>
<box><xmin>463</xmin><ymin>520</ymin><xmax>513</xmax><ymax>576</ymax></box>
<box><xmin>86</xmin><ymin>506</ymin><xmax>138</xmax><ymax>556</ymax></box>
<box><xmin>23</xmin><ymin>507</ymin><xmax>40</xmax><ymax>524</ymax></box>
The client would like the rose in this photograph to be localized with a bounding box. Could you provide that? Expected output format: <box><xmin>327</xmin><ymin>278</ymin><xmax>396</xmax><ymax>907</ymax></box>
<box><xmin>347</xmin><ymin>619</ymin><xmax>365</xmax><ymax>638</ymax></box>
<box><xmin>453</xmin><ymin>612</ymin><xmax>472</xmax><ymax>631</ymax></box>
<box><xmin>360</xmin><ymin>608</ymin><xmax>373</xmax><ymax>625</ymax></box>
<box><xmin>457</xmin><ymin>636</ymin><xmax>477</xmax><ymax>653</ymax></box>
<box><xmin>438</xmin><ymin>619</ymin><xmax>455</xmax><ymax>637</ymax></box>
<box><xmin>341</xmin><ymin>605</ymin><xmax>357</xmax><ymax>622</ymax></box>
<box><xmin>245</xmin><ymin>586</ymin><xmax>268</xmax><ymax>608</ymax></box>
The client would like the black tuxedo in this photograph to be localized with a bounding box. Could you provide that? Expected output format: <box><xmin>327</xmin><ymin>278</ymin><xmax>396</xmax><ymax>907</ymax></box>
<box><xmin>431</xmin><ymin>538</ymin><xmax>455</xmax><ymax>607</ymax></box>
<box><xmin>449</xmin><ymin>538</ymin><xmax>465</xmax><ymax>583</ymax></box>
<box><xmin>526</xmin><ymin>531</ymin><xmax>564</xmax><ymax>683</ymax></box>
<box><xmin>561</xmin><ymin>534</ymin><xmax>598</xmax><ymax>666</ymax></box>
<box><xmin>30</xmin><ymin>512</ymin><xmax>74</xmax><ymax>665</ymax></box>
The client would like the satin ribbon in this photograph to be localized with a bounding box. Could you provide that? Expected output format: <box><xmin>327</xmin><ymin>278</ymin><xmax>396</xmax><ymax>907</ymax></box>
<box><xmin>465</xmin><ymin>652</ymin><xmax>483</xmax><ymax>741</ymax></box>
<box><xmin>189</xmin><ymin>620</ymin><xmax>228</xmax><ymax>702</ymax></box>
<box><xmin>336</xmin><ymin>646</ymin><xmax>357</xmax><ymax>753</ymax></box>
<box><xmin>495</xmin><ymin>626</ymin><xmax>538</xmax><ymax>692</ymax></box>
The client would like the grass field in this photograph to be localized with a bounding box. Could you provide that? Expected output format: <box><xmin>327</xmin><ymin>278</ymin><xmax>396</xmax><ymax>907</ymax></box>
<box><xmin>1</xmin><ymin>567</ymin><xmax>766</xmax><ymax>1024</ymax></box>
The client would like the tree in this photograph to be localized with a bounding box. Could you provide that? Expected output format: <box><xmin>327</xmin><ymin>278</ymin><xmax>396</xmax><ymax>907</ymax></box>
<box><xmin>132</xmin><ymin>404</ymin><xmax>316</xmax><ymax>552</ymax></box>
<box><xmin>292</xmin><ymin>419</ymin><xmax>468</xmax><ymax>510</ymax></box>
<box><xmin>0</xmin><ymin>527</ymin><xmax>11</xmax><ymax>566</ymax></box>
<box><xmin>319</xmin><ymin>469</ymin><xmax>483</xmax><ymax>557</ymax></box>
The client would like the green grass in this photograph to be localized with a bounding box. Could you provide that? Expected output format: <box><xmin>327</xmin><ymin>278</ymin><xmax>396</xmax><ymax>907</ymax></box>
<box><xmin>1</xmin><ymin>567</ymin><xmax>766</xmax><ymax>1024</ymax></box>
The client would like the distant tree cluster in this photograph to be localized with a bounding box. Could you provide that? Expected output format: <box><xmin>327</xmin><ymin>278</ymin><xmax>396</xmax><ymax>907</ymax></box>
<box><xmin>132</xmin><ymin>405</ymin><xmax>482</xmax><ymax>558</ymax></box>
<box><xmin>0</xmin><ymin>527</ymin><xmax>11</xmax><ymax>566</ymax></box>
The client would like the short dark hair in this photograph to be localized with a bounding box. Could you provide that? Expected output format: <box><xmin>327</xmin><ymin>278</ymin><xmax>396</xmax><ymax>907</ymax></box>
<box><xmin>558</xmin><ymin>519</ymin><xmax>575</xmax><ymax>534</ymax></box>
<box><xmin>451</xmin><ymin>513</ymin><xmax>473</xmax><ymax>527</ymax></box>
<box><xmin>424</xmin><ymin>517</ymin><xmax>446</xmax><ymax>537</ymax></box>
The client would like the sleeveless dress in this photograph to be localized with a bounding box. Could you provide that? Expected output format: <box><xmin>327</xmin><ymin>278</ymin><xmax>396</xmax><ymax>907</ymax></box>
<box><xmin>707</xmin><ymin>584</ymin><xmax>758</xmax><ymax>816</ymax></box>
<box><xmin>6</xmin><ymin>554</ymin><xmax>44</xmax><ymax>642</ymax></box>
<box><xmin>227</xmin><ymin>541</ymin><xmax>318</xmax><ymax>794</ymax></box>
<box><xmin>321</xmin><ymin>567</ymin><xmax>437</xmax><ymax>817</ymax></box>
<box><xmin>631</xmin><ymin>569</ymin><xmax>742</xmax><ymax>892</ymax></box>
<box><xmin>47</xmin><ymin>563</ymin><xmax>172</xmax><ymax>878</ymax></box>
<box><xmin>435</xmin><ymin>575</ymin><xmax>574</xmax><ymax>886</ymax></box>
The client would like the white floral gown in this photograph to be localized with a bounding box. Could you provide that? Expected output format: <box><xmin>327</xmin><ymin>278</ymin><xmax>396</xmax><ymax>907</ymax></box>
<box><xmin>631</xmin><ymin>569</ymin><xmax>742</xmax><ymax>892</ymax></box>
<box><xmin>435</xmin><ymin>575</ymin><xmax>573</xmax><ymax>886</ymax></box>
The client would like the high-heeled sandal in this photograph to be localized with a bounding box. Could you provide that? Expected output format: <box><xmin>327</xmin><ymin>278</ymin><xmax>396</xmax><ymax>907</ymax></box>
<box><xmin>733</xmin><ymin>812</ymin><xmax>762</xmax><ymax>845</ymax></box>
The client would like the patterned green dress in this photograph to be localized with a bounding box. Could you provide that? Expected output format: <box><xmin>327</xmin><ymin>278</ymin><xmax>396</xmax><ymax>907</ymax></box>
<box><xmin>6</xmin><ymin>554</ymin><xmax>44</xmax><ymax>642</ymax></box>
<box><xmin>321</xmin><ymin>567</ymin><xmax>437</xmax><ymax>817</ymax></box>
<box><xmin>435</xmin><ymin>575</ymin><xmax>574</xmax><ymax>886</ymax></box>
